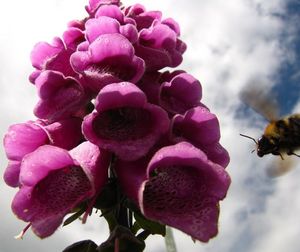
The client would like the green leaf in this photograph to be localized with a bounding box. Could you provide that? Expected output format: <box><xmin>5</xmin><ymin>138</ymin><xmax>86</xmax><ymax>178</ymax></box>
<box><xmin>63</xmin><ymin>207</ymin><xmax>86</xmax><ymax>226</ymax></box>
<box><xmin>101</xmin><ymin>210</ymin><xmax>119</xmax><ymax>232</ymax></box>
<box><xmin>134</xmin><ymin>212</ymin><xmax>166</xmax><ymax>236</ymax></box>
<box><xmin>62</xmin><ymin>240</ymin><xmax>97</xmax><ymax>252</ymax></box>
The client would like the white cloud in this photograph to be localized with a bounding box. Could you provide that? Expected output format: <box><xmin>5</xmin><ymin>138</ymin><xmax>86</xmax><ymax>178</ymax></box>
<box><xmin>0</xmin><ymin>0</ymin><xmax>299</xmax><ymax>252</ymax></box>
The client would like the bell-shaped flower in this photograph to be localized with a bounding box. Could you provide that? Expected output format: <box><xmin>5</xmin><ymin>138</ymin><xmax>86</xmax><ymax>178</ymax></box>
<box><xmin>137</xmin><ymin>70</ymin><xmax>191</xmax><ymax>108</ymax></box>
<box><xmin>138</xmin><ymin>72</ymin><xmax>162</xmax><ymax>105</ymax></box>
<box><xmin>171</xmin><ymin>106</ymin><xmax>230</xmax><ymax>167</ymax></box>
<box><xmin>95</xmin><ymin>4</ymin><xmax>124</xmax><ymax>22</ymax></box>
<box><xmin>11</xmin><ymin>142</ymin><xmax>110</xmax><ymax>238</ymax></box>
<box><xmin>62</xmin><ymin>20</ymin><xmax>86</xmax><ymax>50</ymax></box>
<box><xmin>86</xmin><ymin>0</ymin><xmax>121</xmax><ymax>16</ymax></box>
<box><xmin>29</xmin><ymin>37</ymin><xmax>77</xmax><ymax>83</ymax></box>
<box><xmin>94</xmin><ymin>5</ymin><xmax>138</xmax><ymax>43</ymax></box>
<box><xmin>115</xmin><ymin>142</ymin><xmax>231</xmax><ymax>242</ymax></box>
<box><xmin>43</xmin><ymin>118</ymin><xmax>84</xmax><ymax>149</ymax></box>
<box><xmin>160</xmin><ymin>72</ymin><xmax>202</xmax><ymax>115</ymax></box>
<box><xmin>3</xmin><ymin>118</ymin><xmax>83</xmax><ymax>187</ymax></box>
<box><xmin>33</xmin><ymin>70</ymin><xmax>89</xmax><ymax>121</ymax></box>
<box><xmin>70</xmin><ymin>33</ymin><xmax>145</xmax><ymax>93</ymax></box>
<box><xmin>135</xmin><ymin>19</ymin><xmax>186</xmax><ymax>71</ymax></box>
<box><xmin>85</xmin><ymin>17</ymin><xmax>121</xmax><ymax>43</ymax></box>
<box><xmin>82</xmin><ymin>82</ymin><xmax>170</xmax><ymax>161</ymax></box>
<box><xmin>85</xmin><ymin>16</ymin><xmax>138</xmax><ymax>44</ymax></box>
<box><xmin>124</xmin><ymin>4</ymin><xmax>162</xmax><ymax>31</ymax></box>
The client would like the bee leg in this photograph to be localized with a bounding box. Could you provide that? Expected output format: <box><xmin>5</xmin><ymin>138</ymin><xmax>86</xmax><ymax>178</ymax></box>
<box><xmin>291</xmin><ymin>152</ymin><xmax>300</xmax><ymax>158</ymax></box>
<box><xmin>286</xmin><ymin>149</ymin><xmax>300</xmax><ymax>157</ymax></box>
<box><xmin>272</xmin><ymin>151</ymin><xmax>284</xmax><ymax>159</ymax></box>
<box><xmin>279</xmin><ymin>153</ymin><xmax>284</xmax><ymax>160</ymax></box>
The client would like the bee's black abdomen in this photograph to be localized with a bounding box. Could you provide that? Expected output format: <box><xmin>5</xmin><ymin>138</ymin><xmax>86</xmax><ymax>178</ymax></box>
<box><xmin>280</xmin><ymin>114</ymin><xmax>300</xmax><ymax>151</ymax></box>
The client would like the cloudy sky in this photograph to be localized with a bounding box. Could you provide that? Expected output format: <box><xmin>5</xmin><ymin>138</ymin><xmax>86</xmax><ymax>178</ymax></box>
<box><xmin>1</xmin><ymin>0</ymin><xmax>300</xmax><ymax>251</ymax></box>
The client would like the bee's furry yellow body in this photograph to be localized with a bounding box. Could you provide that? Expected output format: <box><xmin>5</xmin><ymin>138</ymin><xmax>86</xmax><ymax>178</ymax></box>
<box><xmin>258</xmin><ymin>113</ymin><xmax>300</xmax><ymax>157</ymax></box>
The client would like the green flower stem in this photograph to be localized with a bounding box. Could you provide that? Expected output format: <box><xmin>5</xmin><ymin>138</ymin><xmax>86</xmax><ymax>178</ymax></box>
<box><xmin>165</xmin><ymin>226</ymin><xmax>177</xmax><ymax>252</ymax></box>
<box><xmin>102</xmin><ymin>210</ymin><xmax>118</xmax><ymax>232</ymax></box>
<box><xmin>116</xmin><ymin>203</ymin><xmax>130</xmax><ymax>228</ymax></box>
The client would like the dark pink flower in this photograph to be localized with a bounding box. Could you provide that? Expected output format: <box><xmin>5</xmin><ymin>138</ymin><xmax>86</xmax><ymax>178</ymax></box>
<box><xmin>62</xmin><ymin>21</ymin><xmax>86</xmax><ymax>50</ymax></box>
<box><xmin>4</xmin><ymin>0</ymin><xmax>232</xmax><ymax>243</ymax></box>
<box><xmin>3</xmin><ymin>122</ymin><xmax>48</xmax><ymax>188</ymax></box>
<box><xmin>137</xmin><ymin>71</ymin><xmax>162</xmax><ymax>105</ymax></box>
<box><xmin>94</xmin><ymin>5</ymin><xmax>138</xmax><ymax>42</ymax></box>
<box><xmin>82</xmin><ymin>82</ymin><xmax>170</xmax><ymax>161</ymax></box>
<box><xmin>95</xmin><ymin>4</ymin><xmax>124</xmax><ymax>22</ymax></box>
<box><xmin>123</xmin><ymin>4</ymin><xmax>186</xmax><ymax>71</ymax></box>
<box><xmin>29</xmin><ymin>37</ymin><xmax>77</xmax><ymax>83</ymax></box>
<box><xmin>70</xmin><ymin>34</ymin><xmax>145</xmax><ymax>93</ymax></box>
<box><xmin>33</xmin><ymin>70</ymin><xmax>89</xmax><ymax>121</ymax></box>
<box><xmin>171</xmin><ymin>106</ymin><xmax>230</xmax><ymax>167</ymax></box>
<box><xmin>200</xmin><ymin>143</ymin><xmax>230</xmax><ymax>168</ymax></box>
<box><xmin>86</xmin><ymin>0</ymin><xmax>121</xmax><ymax>16</ymax></box>
<box><xmin>137</xmin><ymin>70</ymin><xmax>193</xmax><ymax>108</ymax></box>
<box><xmin>85</xmin><ymin>16</ymin><xmax>138</xmax><ymax>44</ymax></box>
<box><xmin>85</xmin><ymin>17</ymin><xmax>121</xmax><ymax>43</ymax></box>
<box><xmin>3</xmin><ymin>118</ymin><xmax>83</xmax><ymax>187</ymax></box>
<box><xmin>135</xmin><ymin>21</ymin><xmax>186</xmax><ymax>71</ymax></box>
<box><xmin>124</xmin><ymin>4</ymin><xmax>162</xmax><ymax>31</ymax></box>
<box><xmin>4</xmin><ymin>122</ymin><xmax>48</xmax><ymax>162</ymax></box>
<box><xmin>43</xmin><ymin>118</ymin><xmax>84</xmax><ymax>149</ymax></box>
<box><xmin>160</xmin><ymin>72</ymin><xmax>202</xmax><ymax>115</ymax></box>
<box><xmin>115</xmin><ymin>142</ymin><xmax>231</xmax><ymax>242</ymax></box>
<box><xmin>12</xmin><ymin>143</ymin><xmax>110</xmax><ymax>238</ymax></box>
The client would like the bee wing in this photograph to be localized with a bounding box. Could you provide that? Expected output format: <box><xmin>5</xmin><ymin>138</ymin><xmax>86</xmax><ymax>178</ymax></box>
<box><xmin>266</xmin><ymin>154</ymin><xmax>297</xmax><ymax>177</ymax></box>
<box><xmin>239</xmin><ymin>84</ymin><xmax>280</xmax><ymax>121</ymax></box>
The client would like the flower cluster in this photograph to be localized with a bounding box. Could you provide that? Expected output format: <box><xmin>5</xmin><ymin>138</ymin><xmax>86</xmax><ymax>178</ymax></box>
<box><xmin>3</xmin><ymin>0</ymin><xmax>230</xmax><ymax>247</ymax></box>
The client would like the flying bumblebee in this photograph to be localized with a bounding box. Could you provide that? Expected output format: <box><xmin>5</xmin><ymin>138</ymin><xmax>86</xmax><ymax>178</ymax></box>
<box><xmin>239</xmin><ymin>85</ymin><xmax>300</xmax><ymax>176</ymax></box>
<box><xmin>240</xmin><ymin>114</ymin><xmax>300</xmax><ymax>158</ymax></box>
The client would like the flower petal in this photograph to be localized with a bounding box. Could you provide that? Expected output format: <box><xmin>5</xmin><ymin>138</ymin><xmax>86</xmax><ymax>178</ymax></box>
<box><xmin>3</xmin><ymin>160</ymin><xmax>21</xmax><ymax>187</ymax></box>
<box><xmin>116</xmin><ymin>142</ymin><xmax>230</xmax><ymax>242</ymax></box>
<box><xmin>3</xmin><ymin>122</ymin><xmax>48</xmax><ymax>161</ymax></box>
<box><xmin>160</xmin><ymin>73</ymin><xmax>202</xmax><ymax>114</ymax></box>
<box><xmin>171</xmin><ymin>106</ymin><xmax>221</xmax><ymax>146</ymax></box>
<box><xmin>143</xmin><ymin>142</ymin><xmax>230</xmax><ymax>241</ymax></box>
<box><xmin>69</xmin><ymin>141</ymin><xmax>110</xmax><ymax>193</ymax></box>
<box><xmin>83</xmin><ymin>83</ymin><xmax>169</xmax><ymax>161</ymax></box>
<box><xmin>19</xmin><ymin>145</ymin><xmax>75</xmax><ymax>187</ymax></box>
<box><xmin>44</xmin><ymin>117</ymin><xmax>84</xmax><ymax>150</ymax></box>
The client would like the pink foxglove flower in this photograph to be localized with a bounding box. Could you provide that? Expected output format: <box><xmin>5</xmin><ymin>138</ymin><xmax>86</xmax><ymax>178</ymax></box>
<box><xmin>3</xmin><ymin>118</ymin><xmax>83</xmax><ymax>187</ymax></box>
<box><xmin>171</xmin><ymin>106</ymin><xmax>230</xmax><ymax>167</ymax></box>
<box><xmin>4</xmin><ymin>0</ymin><xmax>231</xmax><ymax>247</ymax></box>
<box><xmin>115</xmin><ymin>142</ymin><xmax>231</xmax><ymax>242</ymax></box>
<box><xmin>33</xmin><ymin>70</ymin><xmax>89</xmax><ymax>121</ymax></box>
<box><xmin>160</xmin><ymin>72</ymin><xmax>202</xmax><ymax>115</ymax></box>
<box><xmin>124</xmin><ymin>4</ymin><xmax>186</xmax><ymax>71</ymax></box>
<box><xmin>83</xmin><ymin>82</ymin><xmax>169</xmax><ymax>161</ymax></box>
<box><xmin>12</xmin><ymin>143</ymin><xmax>110</xmax><ymax>238</ymax></box>
<box><xmin>138</xmin><ymin>71</ymin><xmax>162</xmax><ymax>105</ymax></box>
<box><xmin>87</xmin><ymin>9</ymin><xmax>138</xmax><ymax>43</ymax></box>
<box><xmin>134</xmin><ymin>20</ymin><xmax>186</xmax><ymax>71</ymax></box>
<box><xmin>86</xmin><ymin>0</ymin><xmax>121</xmax><ymax>16</ymax></box>
<box><xmin>29</xmin><ymin>37</ymin><xmax>78</xmax><ymax>83</ymax></box>
<box><xmin>70</xmin><ymin>33</ymin><xmax>145</xmax><ymax>93</ymax></box>
<box><xmin>124</xmin><ymin>4</ymin><xmax>163</xmax><ymax>31</ymax></box>
<box><xmin>62</xmin><ymin>20</ymin><xmax>85</xmax><ymax>50</ymax></box>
